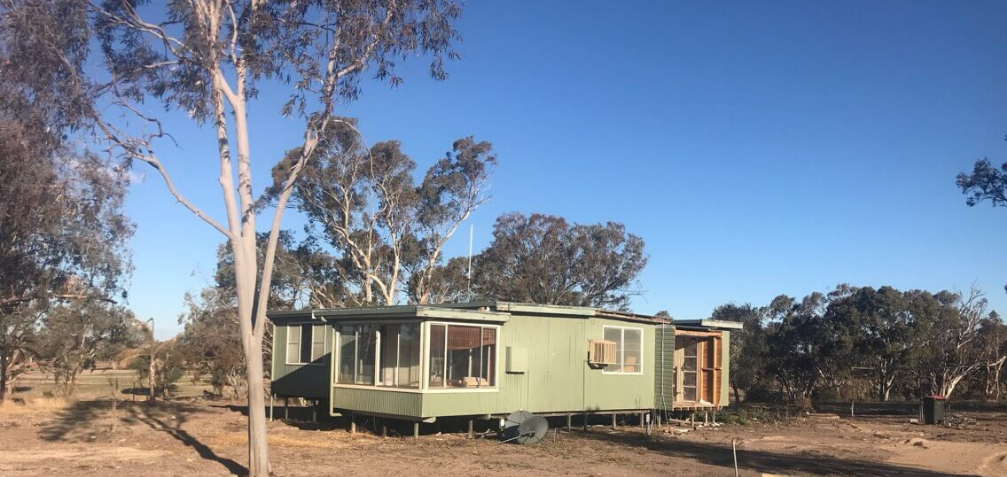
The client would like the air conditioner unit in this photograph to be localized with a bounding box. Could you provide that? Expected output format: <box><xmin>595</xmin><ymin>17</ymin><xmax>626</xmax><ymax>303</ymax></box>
<box><xmin>588</xmin><ymin>339</ymin><xmax>617</xmax><ymax>365</ymax></box>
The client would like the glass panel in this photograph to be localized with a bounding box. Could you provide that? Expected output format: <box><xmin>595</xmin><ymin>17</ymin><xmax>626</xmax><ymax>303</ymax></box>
<box><xmin>704</xmin><ymin>372</ymin><xmax>715</xmax><ymax>402</ymax></box>
<box><xmin>446</xmin><ymin>325</ymin><xmax>482</xmax><ymax>388</ymax></box>
<box><xmin>356</xmin><ymin>325</ymin><xmax>376</xmax><ymax>385</ymax></box>
<box><xmin>681</xmin><ymin>337</ymin><xmax>699</xmax><ymax>401</ymax></box>
<box><xmin>481</xmin><ymin>328</ymin><xmax>496</xmax><ymax>387</ymax></box>
<box><xmin>683</xmin><ymin>382</ymin><xmax>697</xmax><ymax>401</ymax></box>
<box><xmin>311</xmin><ymin>325</ymin><xmax>326</xmax><ymax>362</ymax></box>
<box><xmin>299</xmin><ymin>324</ymin><xmax>312</xmax><ymax>364</ymax></box>
<box><xmin>428</xmin><ymin>325</ymin><xmax>446</xmax><ymax>388</ymax></box>
<box><xmin>604</xmin><ymin>327</ymin><xmax>623</xmax><ymax>372</ymax></box>
<box><xmin>398</xmin><ymin>324</ymin><xmax>421</xmax><ymax>389</ymax></box>
<box><xmin>623</xmin><ymin>329</ymin><xmax>641</xmax><ymax>373</ymax></box>
<box><xmin>338</xmin><ymin>326</ymin><xmax>355</xmax><ymax>384</ymax></box>
<box><xmin>379</xmin><ymin>325</ymin><xmax>398</xmax><ymax>386</ymax></box>
<box><xmin>682</xmin><ymin>340</ymin><xmax>698</xmax><ymax>371</ymax></box>
<box><xmin>286</xmin><ymin>324</ymin><xmax>301</xmax><ymax>364</ymax></box>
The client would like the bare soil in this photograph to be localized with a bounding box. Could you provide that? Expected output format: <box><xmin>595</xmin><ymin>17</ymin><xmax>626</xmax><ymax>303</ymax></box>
<box><xmin>1</xmin><ymin>398</ymin><xmax>1005</xmax><ymax>477</ymax></box>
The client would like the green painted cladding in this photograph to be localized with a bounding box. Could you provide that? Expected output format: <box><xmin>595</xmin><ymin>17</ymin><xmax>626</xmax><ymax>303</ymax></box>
<box><xmin>270</xmin><ymin>320</ymin><xmax>332</xmax><ymax>399</ymax></box>
<box><xmin>653</xmin><ymin>325</ymin><xmax>675</xmax><ymax>410</ymax></box>
<box><xmin>418</xmin><ymin>315</ymin><xmax>654</xmax><ymax>418</ymax></box>
<box><xmin>332</xmin><ymin>387</ymin><xmax>422</xmax><ymax>417</ymax></box>
<box><xmin>266</xmin><ymin>307</ymin><xmax>738</xmax><ymax>420</ymax></box>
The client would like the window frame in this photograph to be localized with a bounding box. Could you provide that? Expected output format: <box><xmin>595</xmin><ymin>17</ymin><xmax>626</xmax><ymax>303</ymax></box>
<box><xmin>333</xmin><ymin>320</ymin><xmax>426</xmax><ymax>393</ymax></box>
<box><xmin>601</xmin><ymin>325</ymin><xmax>645</xmax><ymax>375</ymax></box>
<box><xmin>285</xmin><ymin>322</ymin><xmax>328</xmax><ymax>367</ymax></box>
<box><xmin>422</xmin><ymin>321</ymin><xmax>501</xmax><ymax>393</ymax></box>
<box><xmin>377</xmin><ymin>323</ymin><xmax>422</xmax><ymax>389</ymax></box>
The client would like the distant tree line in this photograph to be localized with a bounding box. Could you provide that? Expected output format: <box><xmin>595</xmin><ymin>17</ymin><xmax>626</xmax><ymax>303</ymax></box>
<box><xmin>719</xmin><ymin>284</ymin><xmax>1006</xmax><ymax>407</ymax></box>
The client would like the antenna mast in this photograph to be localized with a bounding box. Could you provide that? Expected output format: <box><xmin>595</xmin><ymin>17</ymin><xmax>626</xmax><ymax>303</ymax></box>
<box><xmin>467</xmin><ymin>224</ymin><xmax>474</xmax><ymax>299</ymax></box>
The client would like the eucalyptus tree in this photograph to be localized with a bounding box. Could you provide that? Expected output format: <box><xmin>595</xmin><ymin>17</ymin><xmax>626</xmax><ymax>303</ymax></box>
<box><xmin>957</xmin><ymin>143</ymin><xmax>1006</xmax><ymax>294</ymax></box>
<box><xmin>957</xmin><ymin>157</ymin><xmax>1007</xmax><ymax>208</ymax></box>
<box><xmin>0</xmin><ymin>122</ymin><xmax>134</xmax><ymax>401</ymax></box>
<box><xmin>911</xmin><ymin>286</ymin><xmax>993</xmax><ymax>398</ymax></box>
<box><xmin>826</xmin><ymin>286</ymin><xmax>918</xmax><ymax>401</ymax></box>
<box><xmin>0</xmin><ymin>1</ymin><xmax>463</xmax><ymax>474</ymax></box>
<box><xmin>711</xmin><ymin>303</ymin><xmax>766</xmax><ymax>405</ymax></box>
<box><xmin>473</xmin><ymin>213</ymin><xmax>648</xmax><ymax>310</ymax></box>
<box><xmin>270</xmin><ymin>122</ymin><xmax>495</xmax><ymax>306</ymax></box>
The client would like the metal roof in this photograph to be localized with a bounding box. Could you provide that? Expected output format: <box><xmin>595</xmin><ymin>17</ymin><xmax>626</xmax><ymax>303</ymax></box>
<box><xmin>267</xmin><ymin>301</ymin><xmax>670</xmax><ymax>325</ymax></box>
<box><xmin>673</xmin><ymin>319</ymin><xmax>744</xmax><ymax>331</ymax></box>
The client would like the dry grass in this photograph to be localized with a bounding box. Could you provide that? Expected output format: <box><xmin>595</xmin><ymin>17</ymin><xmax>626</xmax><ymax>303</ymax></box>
<box><xmin>208</xmin><ymin>428</ymin><xmax>372</xmax><ymax>449</ymax></box>
<box><xmin>0</xmin><ymin>396</ymin><xmax>73</xmax><ymax>417</ymax></box>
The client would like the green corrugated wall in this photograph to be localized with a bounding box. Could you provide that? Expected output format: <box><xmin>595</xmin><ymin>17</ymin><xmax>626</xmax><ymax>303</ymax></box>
<box><xmin>269</xmin><ymin>312</ymin><xmax>696</xmax><ymax>418</ymax></box>
<box><xmin>270</xmin><ymin>319</ymin><xmax>333</xmax><ymax>399</ymax></box>
<box><xmin>419</xmin><ymin>315</ymin><xmax>655</xmax><ymax>418</ymax></box>
<box><xmin>653</xmin><ymin>325</ymin><xmax>675</xmax><ymax>410</ymax></box>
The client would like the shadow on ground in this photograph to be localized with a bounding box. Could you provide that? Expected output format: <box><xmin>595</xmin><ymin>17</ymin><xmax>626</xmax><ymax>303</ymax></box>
<box><xmin>575</xmin><ymin>428</ymin><xmax>980</xmax><ymax>477</ymax></box>
<box><xmin>39</xmin><ymin>400</ymin><xmax>246</xmax><ymax>476</ymax></box>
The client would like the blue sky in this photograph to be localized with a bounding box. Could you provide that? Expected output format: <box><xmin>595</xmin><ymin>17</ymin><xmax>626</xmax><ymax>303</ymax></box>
<box><xmin>124</xmin><ymin>1</ymin><xmax>1007</xmax><ymax>338</ymax></box>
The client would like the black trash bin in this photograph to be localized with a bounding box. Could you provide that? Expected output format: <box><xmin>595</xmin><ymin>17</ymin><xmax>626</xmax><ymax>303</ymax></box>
<box><xmin>922</xmin><ymin>395</ymin><xmax>946</xmax><ymax>424</ymax></box>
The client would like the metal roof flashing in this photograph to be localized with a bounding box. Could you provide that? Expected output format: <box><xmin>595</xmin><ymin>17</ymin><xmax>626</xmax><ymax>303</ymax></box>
<box><xmin>674</xmin><ymin>319</ymin><xmax>743</xmax><ymax>331</ymax></box>
<box><xmin>266</xmin><ymin>301</ymin><xmax>669</xmax><ymax>325</ymax></box>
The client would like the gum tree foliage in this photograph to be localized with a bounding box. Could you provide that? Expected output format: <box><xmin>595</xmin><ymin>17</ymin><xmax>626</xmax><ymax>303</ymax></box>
<box><xmin>268</xmin><ymin>120</ymin><xmax>495</xmax><ymax>306</ymax></box>
<box><xmin>408</xmin><ymin>255</ymin><xmax>471</xmax><ymax>304</ymax></box>
<box><xmin>718</xmin><ymin>284</ymin><xmax>1005</xmax><ymax>404</ymax></box>
<box><xmin>825</xmin><ymin>286</ymin><xmax>918</xmax><ymax>402</ymax></box>
<box><xmin>974</xmin><ymin>311</ymin><xmax>1007</xmax><ymax>399</ymax></box>
<box><xmin>0</xmin><ymin>121</ymin><xmax>134</xmax><ymax>400</ymax></box>
<box><xmin>1</xmin><ymin>0</ymin><xmax>463</xmax><ymax>473</ymax></box>
<box><xmin>956</xmin><ymin>143</ymin><xmax>1006</xmax><ymax>294</ymax></box>
<box><xmin>129</xmin><ymin>342</ymin><xmax>186</xmax><ymax>399</ymax></box>
<box><xmin>470</xmin><ymin>213</ymin><xmax>648</xmax><ymax>310</ymax></box>
<box><xmin>910</xmin><ymin>286</ymin><xmax>994</xmax><ymax>398</ymax></box>
<box><xmin>710</xmin><ymin>303</ymin><xmax>766</xmax><ymax>405</ymax></box>
<box><xmin>762</xmin><ymin>294</ymin><xmax>824</xmax><ymax>405</ymax></box>
<box><xmin>957</xmin><ymin>158</ymin><xmax>1007</xmax><ymax>208</ymax></box>
<box><xmin>38</xmin><ymin>302</ymin><xmax>141</xmax><ymax>396</ymax></box>
<box><xmin>177</xmin><ymin>232</ymin><xmax>345</xmax><ymax>398</ymax></box>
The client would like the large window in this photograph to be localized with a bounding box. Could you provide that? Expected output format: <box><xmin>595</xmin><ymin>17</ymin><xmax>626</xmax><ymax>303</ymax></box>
<box><xmin>286</xmin><ymin>324</ymin><xmax>326</xmax><ymax>365</ymax></box>
<box><xmin>337</xmin><ymin>324</ymin><xmax>377</xmax><ymax>385</ymax></box>
<box><xmin>379</xmin><ymin>324</ymin><xmax>421</xmax><ymax>389</ymax></box>
<box><xmin>428</xmin><ymin>324</ymin><xmax>497</xmax><ymax>389</ymax></box>
<box><xmin>603</xmin><ymin>326</ymin><xmax>643</xmax><ymax>374</ymax></box>
<box><xmin>337</xmin><ymin>324</ymin><xmax>421</xmax><ymax>388</ymax></box>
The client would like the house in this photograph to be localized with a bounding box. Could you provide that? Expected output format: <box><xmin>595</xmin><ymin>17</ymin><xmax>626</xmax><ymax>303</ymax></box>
<box><xmin>268</xmin><ymin>301</ymin><xmax>739</xmax><ymax>431</ymax></box>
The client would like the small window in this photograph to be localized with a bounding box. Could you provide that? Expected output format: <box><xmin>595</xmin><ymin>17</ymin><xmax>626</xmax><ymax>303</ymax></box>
<box><xmin>602</xmin><ymin>326</ymin><xmax>643</xmax><ymax>374</ymax></box>
<box><xmin>286</xmin><ymin>324</ymin><xmax>326</xmax><ymax>365</ymax></box>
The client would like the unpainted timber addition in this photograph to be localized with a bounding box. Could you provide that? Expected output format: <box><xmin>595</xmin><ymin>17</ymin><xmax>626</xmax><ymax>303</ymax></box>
<box><xmin>671</xmin><ymin>329</ymin><xmax>725</xmax><ymax>409</ymax></box>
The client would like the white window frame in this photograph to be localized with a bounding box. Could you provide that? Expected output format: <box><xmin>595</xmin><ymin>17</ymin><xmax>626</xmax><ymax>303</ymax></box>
<box><xmin>285</xmin><ymin>323</ymin><xmax>327</xmax><ymax>366</ymax></box>
<box><xmin>421</xmin><ymin>321</ymin><xmax>501</xmax><ymax>393</ymax></box>
<box><xmin>334</xmin><ymin>322</ymin><xmax>424</xmax><ymax>393</ymax></box>
<box><xmin>601</xmin><ymin>325</ymin><xmax>644</xmax><ymax>375</ymax></box>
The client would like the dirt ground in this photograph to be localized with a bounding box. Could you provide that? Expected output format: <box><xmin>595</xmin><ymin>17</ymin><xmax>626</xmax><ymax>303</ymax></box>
<box><xmin>1</xmin><ymin>398</ymin><xmax>1005</xmax><ymax>477</ymax></box>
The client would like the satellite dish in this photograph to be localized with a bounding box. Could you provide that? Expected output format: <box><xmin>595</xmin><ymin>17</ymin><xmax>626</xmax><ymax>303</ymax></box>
<box><xmin>501</xmin><ymin>410</ymin><xmax>549</xmax><ymax>445</ymax></box>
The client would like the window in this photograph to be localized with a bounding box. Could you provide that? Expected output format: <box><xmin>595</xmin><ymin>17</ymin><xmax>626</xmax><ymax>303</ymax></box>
<box><xmin>602</xmin><ymin>326</ymin><xmax>643</xmax><ymax>374</ymax></box>
<box><xmin>682</xmin><ymin>338</ymin><xmax>698</xmax><ymax>401</ymax></box>
<box><xmin>337</xmin><ymin>324</ymin><xmax>377</xmax><ymax>385</ymax></box>
<box><xmin>286</xmin><ymin>324</ymin><xmax>327</xmax><ymax>365</ymax></box>
<box><xmin>428</xmin><ymin>324</ymin><xmax>497</xmax><ymax>388</ymax></box>
<box><xmin>378</xmin><ymin>324</ymin><xmax>421</xmax><ymax>389</ymax></box>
